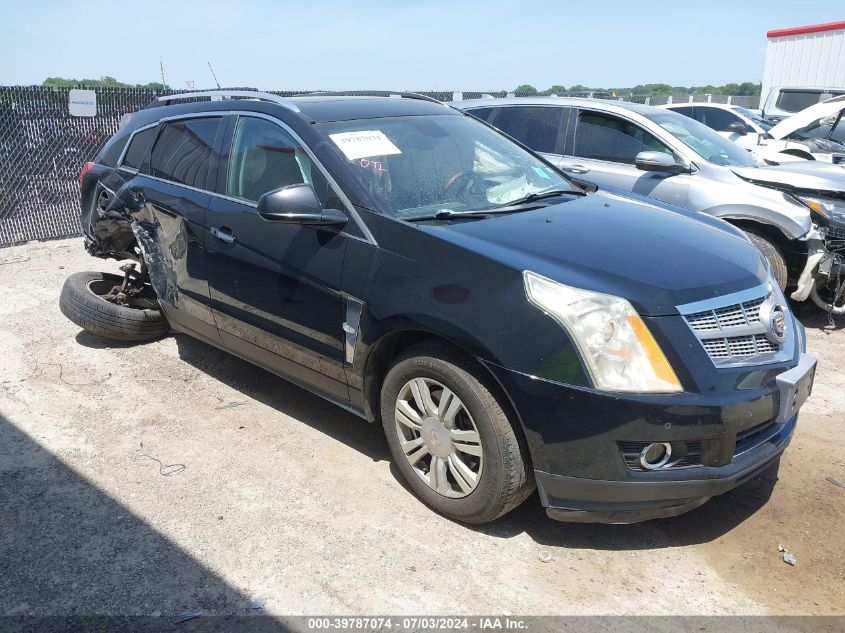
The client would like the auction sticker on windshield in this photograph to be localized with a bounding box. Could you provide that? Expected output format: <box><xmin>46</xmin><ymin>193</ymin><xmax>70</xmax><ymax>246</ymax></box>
<box><xmin>329</xmin><ymin>130</ymin><xmax>402</xmax><ymax>160</ymax></box>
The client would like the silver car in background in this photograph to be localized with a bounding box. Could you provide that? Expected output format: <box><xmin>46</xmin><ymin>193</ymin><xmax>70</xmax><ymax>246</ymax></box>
<box><xmin>451</xmin><ymin>97</ymin><xmax>845</xmax><ymax>313</ymax></box>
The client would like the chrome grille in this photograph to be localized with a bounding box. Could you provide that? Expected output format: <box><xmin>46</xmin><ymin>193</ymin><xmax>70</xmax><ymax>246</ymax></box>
<box><xmin>701</xmin><ymin>335</ymin><xmax>778</xmax><ymax>360</ymax></box>
<box><xmin>686</xmin><ymin>296</ymin><xmax>764</xmax><ymax>333</ymax></box>
<box><xmin>680</xmin><ymin>287</ymin><xmax>786</xmax><ymax>366</ymax></box>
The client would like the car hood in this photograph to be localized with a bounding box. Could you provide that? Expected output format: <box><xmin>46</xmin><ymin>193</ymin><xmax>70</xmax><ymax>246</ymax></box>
<box><xmin>420</xmin><ymin>191</ymin><xmax>766</xmax><ymax>316</ymax></box>
<box><xmin>731</xmin><ymin>163</ymin><xmax>845</xmax><ymax>196</ymax></box>
<box><xmin>768</xmin><ymin>98</ymin><xmax>845</xmax><ymax>139</ymax></box>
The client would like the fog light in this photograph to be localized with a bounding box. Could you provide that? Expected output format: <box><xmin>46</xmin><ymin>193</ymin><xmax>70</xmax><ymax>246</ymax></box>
<box><xmin>639</xmin><ymin>442</ymin><xmax>672</xmax><ymax>470</ymax></box>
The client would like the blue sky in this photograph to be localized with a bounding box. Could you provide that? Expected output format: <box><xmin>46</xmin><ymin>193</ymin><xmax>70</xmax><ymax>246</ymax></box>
<box><xmin>1</xmin><ymin>0</ymin><xmax>842</xmax><ymax>90</ymax></box>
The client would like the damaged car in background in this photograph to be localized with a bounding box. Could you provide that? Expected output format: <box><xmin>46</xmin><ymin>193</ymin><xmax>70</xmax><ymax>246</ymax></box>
<box><xmin>62</xmin><ymin>90</ymin><xmax>816</xmax><ymax>525</ymax></box>
<box><xmin>454</xmin><ymin>97</ymin><xmax>845</xmax><ymax>314</ymax></box>
<box><xmin>662</xmin><ymin>96</ymin><xmax>845</xmax><ymax>165</ymax></box>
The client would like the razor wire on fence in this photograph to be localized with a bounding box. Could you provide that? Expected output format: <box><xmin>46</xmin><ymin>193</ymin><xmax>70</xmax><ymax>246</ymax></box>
<box><xmin>0</xmin><ymin>85</ymin><xmax>759</xmax><ymax>246</ymax></box>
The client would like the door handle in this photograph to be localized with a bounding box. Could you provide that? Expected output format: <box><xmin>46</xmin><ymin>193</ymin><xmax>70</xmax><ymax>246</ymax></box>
<box><xmin>210</xmin><ymin>226</ymin><xmax>235</xmax><ymax>244</ymax></box>
<box><xmin>561</xmin><ymin>163</ymin><xmax>590</xmax><ymax>174</ymax></box>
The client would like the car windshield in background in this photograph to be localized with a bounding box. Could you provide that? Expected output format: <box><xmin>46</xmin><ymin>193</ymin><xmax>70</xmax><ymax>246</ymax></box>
<box><xmin>788</xmin><ymin>112</ymin><xmax>845</xmax><ymax>142</ymax></box>
<box><xmin>645</xmin><ymin>112</ymin><xmax>758</xmax><ymax>167</ymax></box>
<box><xmin>318</xmin><ymin>114</ymin><xmax>573</xmax><ymax>219</ymax></box>
<box><xmin>733</xmin><ymin>107</ymin><xmax>773</xmax><ymax>131</ymax></box>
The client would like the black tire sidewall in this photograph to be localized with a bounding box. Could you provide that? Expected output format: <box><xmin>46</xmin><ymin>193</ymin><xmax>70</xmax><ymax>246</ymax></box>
<box><xmin>60</xmin><ymin>271</ymin><xmax>169</xmax><ymax>341</ymax></box>
<box><xmin>380</xmin><ymin>352</ymin><xmax>512</xmax><ymax>523</ymax></box>
<box><xmin>744</xmin><ymin>230</ymin><xmax>788</xmax><ymax>291</ymax></box>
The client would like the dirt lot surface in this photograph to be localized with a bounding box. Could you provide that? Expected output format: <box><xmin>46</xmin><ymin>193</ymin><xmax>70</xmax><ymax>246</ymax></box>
<box><xmin>1</xmin><ymin>238</ymin><xmax>843</xmax><ymax>621</ymax></box>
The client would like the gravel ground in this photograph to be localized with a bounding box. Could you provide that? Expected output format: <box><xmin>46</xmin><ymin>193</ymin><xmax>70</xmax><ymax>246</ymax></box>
<box><xmin>0</xmin><ymin>238</ymin><xmax>843</xmax><ymax>620</ymax></box>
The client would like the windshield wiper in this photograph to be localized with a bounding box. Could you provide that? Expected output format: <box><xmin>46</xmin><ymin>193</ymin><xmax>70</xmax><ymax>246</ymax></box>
<box><xmin>493</xmin><ymin>187</ymin><xmax>586</xmax><ymax>208</ymax></box>
<box><xmin>404</xmin><ymin>208</ymin><xmax>526</xmax><ymax>222</ymax></box>
<box><xmin>404</xmin><ymin>189</ymin><xmax>587</xmax><ymax>222</ymax></box>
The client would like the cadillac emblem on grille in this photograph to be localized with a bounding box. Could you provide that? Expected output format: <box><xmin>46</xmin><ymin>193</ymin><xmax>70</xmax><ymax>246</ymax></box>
<box><xmin>760</xmin><ymin>300</ymin><xmax>787</xmax><ymax>344</ymax></box>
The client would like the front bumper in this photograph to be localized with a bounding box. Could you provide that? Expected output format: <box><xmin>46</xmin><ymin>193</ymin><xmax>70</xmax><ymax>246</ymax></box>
<box><xmin>484</xmin><ymin>351</ymin><xmax>815</xmax><ymax>524</ymax></box>
<box><xmin>538</xmin><ymin>415</ymin><xmax>794</xmax><ymax>524</ymax></box>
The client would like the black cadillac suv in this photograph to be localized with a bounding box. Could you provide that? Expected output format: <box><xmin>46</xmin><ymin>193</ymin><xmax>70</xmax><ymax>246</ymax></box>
<box><xmin>62</xmin><ymin>90</ymin><xmax>816</xmax><ymax>524</ymax></box>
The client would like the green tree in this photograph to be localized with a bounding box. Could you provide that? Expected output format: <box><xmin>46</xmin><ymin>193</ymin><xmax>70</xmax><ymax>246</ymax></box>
<box><xmin>42</xmin><ymin>76</ymin><xmax>169</xmax><ymax>89</ymax></box>
<box><xmin>540</xmin><ymin>84</ymin><xmax>568</xmax><ymax>95</ymax></box>
<box><xmin>514</xmin><ymin>84</ymin><xmax>538</xmax><ymax>95</ymax></box>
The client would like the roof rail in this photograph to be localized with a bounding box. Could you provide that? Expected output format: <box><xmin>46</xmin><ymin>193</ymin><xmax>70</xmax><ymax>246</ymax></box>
<box><xmin>148</xmin><ymin>90</ymin><xmax>301</xmax><ymax>112</ymax></box>
<box><xmin>296</xmin><ymin>90</ymin><xmax>445</xmax><ymax>105</ymax></box>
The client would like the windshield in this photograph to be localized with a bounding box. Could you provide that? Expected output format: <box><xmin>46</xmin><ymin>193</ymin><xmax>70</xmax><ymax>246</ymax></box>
<box><xmin>732</xmin><ymin>107</ymin><xmax>773</xmax><ymax>131</ymax></box>
<box><xmin>645</xmin><ymin>112</ymin><xmax>758</xmax><ymax>167</ymax></box>
<box><xmin>318</xmin><ymin>114</ymin><xmax>572</xmax><ymax>219</ymax></box>
<box><xmin>787</xmin><ymin>111</ymin><xmax>845</xmax><ymax>141</ymax></box>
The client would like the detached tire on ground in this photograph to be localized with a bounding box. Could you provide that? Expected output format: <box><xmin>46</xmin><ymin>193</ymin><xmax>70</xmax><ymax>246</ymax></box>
<box><xmin>380</xmin><ymin>343</ymin><xmax>534</xmax><ymax>524</ymax></box>
<box><xmin>744</xmin><ymin>230</ymin><xmax>788</xmax><ymax>291</ymax></box>
<box><xmin>59</xmin><ymin>271</ymin><xmax>169</xmax><ymax>342</ymax></box>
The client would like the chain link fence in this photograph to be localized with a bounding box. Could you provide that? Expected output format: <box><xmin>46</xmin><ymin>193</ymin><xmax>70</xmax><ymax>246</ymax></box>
<box><xmin>0</xmin><ymin>85</ymin><xmax>759</xmax><ymax>246</ymax></box>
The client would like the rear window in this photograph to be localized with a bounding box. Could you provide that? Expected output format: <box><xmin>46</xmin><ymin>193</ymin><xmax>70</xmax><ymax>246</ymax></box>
<box><xmin>465</xmin><ymin>107</ymin><xmax>497</xmax><ymax>123</ymax></box>
<box><xmin>776</xmin><ymin>91</ymin><xmax>826</xmax><ymax>113</ymax></box>
<box><xmin>120</xmin><ymin>127</ymin><xmax>156</xmax><ymax>171</ymax></box>
<box><xmin>149</xmin><ymin>117</ymin><xmax>222</xmax><ymax>189</ymax></box>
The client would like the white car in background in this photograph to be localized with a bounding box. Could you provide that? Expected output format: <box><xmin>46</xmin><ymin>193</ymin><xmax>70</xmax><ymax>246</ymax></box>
<box><xmin>663</xmin><ymin>99</ymin><xmax>845</xmax><ymax>165</ymax></box>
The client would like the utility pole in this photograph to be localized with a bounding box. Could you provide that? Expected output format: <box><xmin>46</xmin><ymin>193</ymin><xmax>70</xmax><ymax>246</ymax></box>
<box><xmin>160</xmin><ymin>57</ymin><xmax>167</xmax><ymax>89</ymax></box>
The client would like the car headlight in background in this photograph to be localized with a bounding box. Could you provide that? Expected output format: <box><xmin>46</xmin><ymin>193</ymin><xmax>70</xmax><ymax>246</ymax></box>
<box><xmin>523</xmin><ymin>271</ymin><xmax>682</xmax><ymax>393</ymax></box>
<box><xmin>795</xmin><ymin>194</ymin><xmax>845</xmax><ymax>222</ymax></box>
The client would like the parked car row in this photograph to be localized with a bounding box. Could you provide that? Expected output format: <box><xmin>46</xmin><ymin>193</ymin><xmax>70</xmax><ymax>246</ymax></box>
<box><xmin>663</xmin><ymin>97</ymin><xmax>845</xmax><ymax>165</ymax></box>
<box><xmin>62</xmin><ymin>90</ymin><xmax>818</xmax><ymax>526</ymax></box>
<box><xmin>452</xmin><ymin>96</ymin><xmax>845</xmax><ymax>314</ymax></box>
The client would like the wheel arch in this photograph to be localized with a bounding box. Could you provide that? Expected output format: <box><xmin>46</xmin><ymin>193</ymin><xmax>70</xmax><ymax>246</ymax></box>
<box><xmin>779</xmin><ymin>148</ymin><xmax>815</xmax><ymax>161</ymax></box>
<box><xmin>720</xmin><ymin>217</ymin><xmax>808</xmax><ymax>280</ymax></box>
<box><xmin>361</xmin><ymin>328</ymin><xmax>529</xmax><ymax>457</ymax></box>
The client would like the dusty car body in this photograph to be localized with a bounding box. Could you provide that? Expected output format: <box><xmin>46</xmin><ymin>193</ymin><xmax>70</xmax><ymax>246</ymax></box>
<box><xmin>66</xmin><ymin>91</ymin><xmax>816</xmax><ymax>524</ymax></box>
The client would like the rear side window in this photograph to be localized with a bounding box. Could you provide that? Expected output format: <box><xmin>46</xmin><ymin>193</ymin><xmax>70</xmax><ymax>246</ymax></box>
<box><xmin>149</xmin><ymin>118</ymin><xmax>221</xmax><ymax>189</ymax></box>
<box><xmin>120</xmin><ymin>127</ymin><xmax>156</xmax><ymax>171</ymax></box>
<box><xmin>573</xmin><ymin>111</ymin><xmax>671</xmax><ymax>164</ymax></box>
<box><xmin>776</xmin><ymin>91</ymin><xmax>824</xmax><ymax>113</ymax></box>
<box><xmin>491</xmin><ymin>106</ymin><xmax>564</xmax><ymax>153</ymax></box>
<box><xmin>695</xmin><ymin>107</ymin><xmax>743</xmax><ymax>132</ymax></box>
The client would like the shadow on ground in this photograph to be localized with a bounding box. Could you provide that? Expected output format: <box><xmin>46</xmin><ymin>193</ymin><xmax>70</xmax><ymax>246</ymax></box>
<box><xmin>791</xmin><ymin>301</ymin><xmax>844</xmax><ymax>332</ymax></box>
<box><xmin>171</xmin><ymin>333</ymin><xmax>780</xmax><ymax>552</ymax></box>
<box><xmin>0</xmin><ymin>413</ymin><xmax>250</xmax><ymax>617</ymax></box>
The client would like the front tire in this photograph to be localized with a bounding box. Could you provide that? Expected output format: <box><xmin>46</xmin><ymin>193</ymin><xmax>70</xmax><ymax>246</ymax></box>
<box><xmin>60</xmin><ymin>271</ymin><xmax>169</xmax><ymax>342</ymax></box>
<box><xmin>380</xmin><ymin>344</ymin><xmax>534</xmax><ymax>524</ymax></box>
<box><xmin>744</xmin><ymin>230</ymin><xmax>788</xmax><ymax>291</ymax></box>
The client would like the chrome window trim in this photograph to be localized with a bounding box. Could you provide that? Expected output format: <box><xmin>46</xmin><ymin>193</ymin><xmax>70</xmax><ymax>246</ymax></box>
<box><xmin>677</xmin><ymin>282</ymin><xmax>796</xmax><ymax>367</ymax></box>
<box><xmin>119</xmin><ymin>109</ymin><xmax>376</xmax><ymax>245</ymax></box>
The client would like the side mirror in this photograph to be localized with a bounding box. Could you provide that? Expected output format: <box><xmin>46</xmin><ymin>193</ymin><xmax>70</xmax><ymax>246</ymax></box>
<box><xmin>635</xmin><ymin>151</ymin><xmax>687</xmax><ymax>174</ymax></box>
<box><xmin>256</xmin><ymin>183</ymin><xmax>347</xmax><ymax>226</ymax></box>
<box><xmin>728</xmin><ymin>121</ymin><xmax>748</xmax><ymax>136</ymax></box>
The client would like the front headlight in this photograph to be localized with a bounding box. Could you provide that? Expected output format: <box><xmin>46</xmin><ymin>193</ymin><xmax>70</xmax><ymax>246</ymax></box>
<box><xmin>795</xmin><ymin>194</ymin><xmax>845</xmax><ymax>222</ymax></box>
<box><xmin>523</xmin><ymin>271</ymin><xmax>682</xmax><ymax>393</ymax></box>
